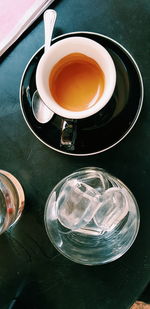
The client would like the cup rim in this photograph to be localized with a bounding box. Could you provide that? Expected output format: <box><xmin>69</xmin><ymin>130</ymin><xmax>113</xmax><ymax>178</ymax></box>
<box><xmin>36</xmin><ymin>36</ymin><xmax>116</xmax><ymax>119</ymax></box>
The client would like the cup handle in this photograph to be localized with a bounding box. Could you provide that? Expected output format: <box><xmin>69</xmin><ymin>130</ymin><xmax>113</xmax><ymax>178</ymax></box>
<box><xmin>60</xmin><ymin>119</ymin><xmax>77</xmax><ymax>151</ymax></box>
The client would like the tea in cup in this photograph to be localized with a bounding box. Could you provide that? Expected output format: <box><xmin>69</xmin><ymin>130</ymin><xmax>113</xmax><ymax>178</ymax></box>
<box><xmin>36</xmin><ymin>36</ymin><xmax>116</xmax><ymax>120</ymax></box>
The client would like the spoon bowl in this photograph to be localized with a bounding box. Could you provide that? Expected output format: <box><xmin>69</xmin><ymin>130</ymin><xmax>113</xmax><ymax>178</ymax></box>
<box><xmin>32</xmin><ymin>90</ymin><xmax>54</xmax><ymax>123</ymax></box>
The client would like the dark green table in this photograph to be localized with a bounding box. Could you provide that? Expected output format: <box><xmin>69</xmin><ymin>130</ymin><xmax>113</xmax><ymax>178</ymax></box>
<box><xmin>0</xmin><ymin>0</ymin><xmax>150</xmax><ymax>308</ymax></box>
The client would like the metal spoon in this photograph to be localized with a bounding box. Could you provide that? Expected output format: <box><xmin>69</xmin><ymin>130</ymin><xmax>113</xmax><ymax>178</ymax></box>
<box><xmin>32</xmin><ymin>9</ymin><xmax>57</xmax><ymax>123</ymax></box>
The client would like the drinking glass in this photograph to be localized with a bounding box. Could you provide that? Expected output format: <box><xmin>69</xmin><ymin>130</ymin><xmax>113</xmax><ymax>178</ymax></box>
<box><xmin>0</xmin><ymin>170</ymin><xmax>25</xmax><ymax>235</ymax></box>
<box><xmin>44</xmin><ymin>167</ymin><xmax>140</xmax><ymax>265</ymax></box>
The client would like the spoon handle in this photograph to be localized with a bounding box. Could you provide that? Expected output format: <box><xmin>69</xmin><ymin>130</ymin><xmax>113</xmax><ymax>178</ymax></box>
<box><xmin>44</xmin><ymin>9</ymin><xmax>57</xmax><ymax>53</ymax></box>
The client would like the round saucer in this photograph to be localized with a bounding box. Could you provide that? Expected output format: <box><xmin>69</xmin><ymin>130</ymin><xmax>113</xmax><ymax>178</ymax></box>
<box><xmin>20</xmin><ymin>32</ymin><xmax>144</xmax><ymax>156</ymax></box>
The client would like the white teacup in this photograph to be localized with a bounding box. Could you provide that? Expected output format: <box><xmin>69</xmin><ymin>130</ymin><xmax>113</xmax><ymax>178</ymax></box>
<box><xmin>36</xmin><ymin>36</ymin><xmax>116</xmax><ymax>120</ymax></box>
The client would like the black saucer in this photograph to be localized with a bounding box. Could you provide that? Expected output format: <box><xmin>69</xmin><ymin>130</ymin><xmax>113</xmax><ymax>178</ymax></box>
<box><xmin>20</xmin><ymin>32</ymin><xmax>144</xmax><ymax>156</ymax></box>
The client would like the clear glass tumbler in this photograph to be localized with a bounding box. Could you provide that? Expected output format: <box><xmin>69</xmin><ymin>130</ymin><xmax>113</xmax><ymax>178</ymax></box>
<box><xmin>0</xmin><ymin>170</ymin><xmax>25</xmax><ymax>235</ymax></box>
<box><xmin>44</xmin><ymin>167</ymin><xmax>140</xmax><ymax>265</ymax></box>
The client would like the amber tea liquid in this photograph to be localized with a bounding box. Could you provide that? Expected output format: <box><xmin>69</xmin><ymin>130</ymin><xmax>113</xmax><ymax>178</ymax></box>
<box><xmin>49</xmin><ymin>53</ymin><xmax>105</xmax><ymax>112</ymax></box>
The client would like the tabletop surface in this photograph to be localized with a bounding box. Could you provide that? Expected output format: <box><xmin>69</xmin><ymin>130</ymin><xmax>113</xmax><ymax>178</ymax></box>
<box><xmin>0</xmin><ymin>0</ymin><xmax>150</xmax><ymax>308</ymax></box>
